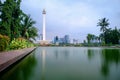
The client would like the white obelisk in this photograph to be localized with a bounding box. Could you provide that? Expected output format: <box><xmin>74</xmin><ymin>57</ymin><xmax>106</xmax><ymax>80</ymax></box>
<box><xmin>42</xmin><ymin>9</ymin><xmax>46</xmax><ymax>41</ymax></box>
<box><xmin>40</xmin><ymin>9</ymin><xmax>49</xmax><ymax>45</ymax></box>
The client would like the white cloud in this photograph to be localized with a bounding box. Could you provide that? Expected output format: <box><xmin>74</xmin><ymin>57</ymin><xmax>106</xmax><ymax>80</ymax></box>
<box><xmin>43</xmin><ymin>1</ymin><xmax>99</xmax><ymax>27</ymax></box>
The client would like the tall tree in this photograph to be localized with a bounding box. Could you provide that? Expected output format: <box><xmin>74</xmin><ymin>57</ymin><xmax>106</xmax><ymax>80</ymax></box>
<box><xmin>0</xmin><ymin>0</ymin><xmax>22</xmax><ymax>40</ymax></box>
<box><xmin>97</xmin><ymin>18</ymin><xmax>110</xmax><ymax>44</ymax></box>
<box><xmin>11</xmin><ymin>0</ymin><xmax>22</xmax><ymax>39</ymax></box>
<box><xmin>0</xmin><ymin>0</ymin><xmax>12</xmax><ymax>37</ymax></box>
<box><xmin>0</xmin><ymin>0</ymin><xmax>38</xmax><ymax>41</ymax></box>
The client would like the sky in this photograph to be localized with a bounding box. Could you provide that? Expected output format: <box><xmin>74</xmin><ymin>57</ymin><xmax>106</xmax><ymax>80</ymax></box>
<box><xmin>20</xmin><ymin>0</ymin><xmax>120</xmax><ymax>42</ymax></box>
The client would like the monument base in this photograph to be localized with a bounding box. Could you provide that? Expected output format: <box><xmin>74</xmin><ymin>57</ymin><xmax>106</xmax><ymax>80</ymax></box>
<box><xmin>40</xmin><ymin>40</ymin><xmax>50</xmax><ymax>46</ymax></box>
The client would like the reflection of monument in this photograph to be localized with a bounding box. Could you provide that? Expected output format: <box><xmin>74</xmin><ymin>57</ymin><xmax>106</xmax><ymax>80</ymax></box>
<box><xmin>40</xmin><ymin>9</ymin><xmax>50</xmax><ymax>45</ymax></box>
<box><xmin>41</xmin><ymin>49</ymin><xmax>46</xmax><ymax>80</ymax></box>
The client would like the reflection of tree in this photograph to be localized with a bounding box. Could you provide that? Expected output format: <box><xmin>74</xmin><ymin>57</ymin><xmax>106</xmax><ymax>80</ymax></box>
<box><xmin>101</xmin><ymin>49</ymin><xmax>120</xmax><ymax>77</ymax></box>
<box><xmin>101</xmin><ymin>62</ymin><xmax>109</xmax><ymax>77</ymax></box>
<box><xmin>87</xmin><ymin>49</ymin><xmax>94</xmax><ymax>60</ymax></box>
<box><xmin>0</xmin><ymin>51</ymin><xmax>37</xmax><ymax>80</ymax></box>
<box><xmin>102</xmin><ymin>49</ymin><xmax>120</xmax><ymax>64</ymax></box>
<box><xmin>87</xmin><ymin>48</ymin><xmax>120</xmax><ymax>77</ymax></box>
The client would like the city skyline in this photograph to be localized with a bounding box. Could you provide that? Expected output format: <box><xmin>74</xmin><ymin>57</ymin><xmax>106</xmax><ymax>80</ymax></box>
<box><xmin>20</xmin><ymin>0</ymin><xmax>120</xmax><ymax>42</ymax></box>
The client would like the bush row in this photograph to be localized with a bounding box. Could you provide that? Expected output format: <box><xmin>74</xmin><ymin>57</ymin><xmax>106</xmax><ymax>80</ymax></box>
<box><xmin>0</xmin><ymin>34</ymin><xmax>35</xmax><ymax>51</ymax></box>
<box><xmin>9</xmin><ymin>38</ymin><xmax>34</xmax><ymax>50</ymax></box>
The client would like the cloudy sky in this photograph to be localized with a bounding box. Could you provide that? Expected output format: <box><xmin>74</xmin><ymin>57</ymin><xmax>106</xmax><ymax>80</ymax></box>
<box><xmin>20</xmin><ymin>0</ymin><xmax>120</xmax><ymax>42</ymax></box>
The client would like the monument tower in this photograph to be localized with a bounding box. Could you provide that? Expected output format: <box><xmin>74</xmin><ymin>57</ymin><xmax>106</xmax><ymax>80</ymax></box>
<box><xmin>42</xmin><ymin>9</ymin><xmax>46</xmax><ymax>41</ymax></box>
<box><xmin>40</xmin><ymin>9</ymin><xmax>50</xmax><ymax>45</ymax></box>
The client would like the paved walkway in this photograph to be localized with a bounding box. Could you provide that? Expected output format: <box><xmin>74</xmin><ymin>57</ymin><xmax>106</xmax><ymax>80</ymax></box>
<box><xmin>0</xmin><ymin>47</ymin><xmax>36</xmax><ymax>72</ymax></box>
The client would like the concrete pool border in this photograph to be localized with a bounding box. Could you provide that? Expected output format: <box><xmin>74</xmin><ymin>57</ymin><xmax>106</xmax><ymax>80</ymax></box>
<box><xmin>0</xmin><ymin>47</ymin><xmax>36</xmax><ymax>73</ymax></box>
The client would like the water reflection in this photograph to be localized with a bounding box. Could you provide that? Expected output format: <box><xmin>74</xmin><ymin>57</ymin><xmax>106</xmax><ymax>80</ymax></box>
<box><xmin>54</xmin><ymin>48</ymin><xmax>69</xmax><ymax>59</ymax></box>
<box><xmin>1</xmin><ymin>47</ymin><xmax>120</xmax><ymax>80</ymax></box>
<box><xmin>87</xmin><ymin>48</ymin><xmax>120</xmax><ymax>77</ymax></box>
<box><xmin>54</xmin><ymin>50</ymin><xmax>58</xmax><ymax>59</ymax></box>
<box><xmin>0</xmin><ymin>51</ymin><xmax>37</xmax><ymax>80</ymax></box>
<box><xmin>101</xmin><ymin>61</ymin><xmax>109</xmax><ymax>77</ymax></box>
<box><xmin>62</xmin><ymin>49</ymin><xmax>69</xmax><ymax>59</ymax></box>
<box><xmin>101</xmin><ymin>49</ymin><xmax>120</xmax><ymax>76</ymax></box>
<box><xmin>41</xmin><ymin>49</ymin><xmax>46</xmax><ymax>80</ymax></box>
<box><xmin>102</xmin><ymin>49</ymin><xmax>120</xmax><ymax>64</ymax></box>
<box><xmin>87</xmin><ymin>49</ymin><xmax>94</xmax><ymax>60</ymax></box>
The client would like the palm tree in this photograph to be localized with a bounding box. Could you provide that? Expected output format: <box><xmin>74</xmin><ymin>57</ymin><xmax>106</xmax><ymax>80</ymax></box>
<box><xmin>21</xmin><ymin>14</ymin><xmax>38</xmax><ymax>40</ymax></box>
<box><xmin>27</xmin><ymin>26</ymin><xmax>38</xmax><ymax>40</ymax></box>
<box><xmin>87</xmin><ymin>34</ymin><xmax>93</xmax><ymax>44</ymax></box>
<box><xmin>97</xmin><ymin>18</ymin><xmax>109</xmax><ymax>33</ymax></box>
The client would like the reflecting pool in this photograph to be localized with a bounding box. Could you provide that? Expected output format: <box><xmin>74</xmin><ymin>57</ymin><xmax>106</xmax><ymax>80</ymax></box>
<box><xmin>0</xmin><ymin>47</ymin><xmax>120</xmax><ymax>80</ymax></box>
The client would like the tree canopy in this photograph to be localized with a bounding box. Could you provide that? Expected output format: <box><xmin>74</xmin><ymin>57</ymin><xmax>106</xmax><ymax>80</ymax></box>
<box><xmin>97</xmin><ymin>18</ymin><xmax>110</xmax><ymax>33</ymax></box>
<box><xmin>97</xmin><ymin>18</ymin><xmax>120</xmax><ymax>44</ymax></box>
<box><xmin>0</xmin><ymin>0</ymin><xmax>38</xmax><ymax>41</ymax></box>
<box><xmin>85</xmin><ymin>18</ymin><xmax>120</xmax><ymax>45</ymax></box>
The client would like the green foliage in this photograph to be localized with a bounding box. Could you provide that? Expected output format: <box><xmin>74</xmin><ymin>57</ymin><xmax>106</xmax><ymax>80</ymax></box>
<box><xmin>27</xmin><ymin>27</ymin><xmax>38</xmax><ymax>40</ymax></box>
<box><xmin>97</xmin><ymin>18</ymin><xmax>120</xmax><ymax>45</ymax></box>
<box><xmin>99</xmin><ymin>27</ymin><xmax>120</xmax><ymax>44</ymax></box>
<box><xmin>101</xmin><ymin>41</ymin><xmax>106</xmax><ymax>46</ymax></box>
<box><xmin>0</xmin><ymin>0</ymin><xmax>38</xmax><ymax>41</ymax></box>
<box><xmin>0</xmin><ymin>34</ymin><xmax>10</xmax><ymax>51</ymax></box>
<box><xmin>20</xmin><ymin>15</ymin><xmax>38</xmax><ymax>40</ymax></box>
<box><xmin>9</xmin><ymin>38</ymin><xmax>34</xmax><ymax>50</ymax></box>
<box><xmin>87</xmin><ymin>34</ymin><xmax>98</xmax><ymax>44</ymax></box>
<box><xmin>87</xmin><ymin>34</ymin><xmax>93</xmax><ymax>44</ymax></box>
<box><xmin>0</xmin><ymin>0</ymin><xmax>21</xmax><ymax>39</ymax></box>
<box><xmin>0</xmin><ymin>0</ymin><xmax>38</xmax><ymax>51</ymax></box>
<box><xmin>0</xmin><ymin>0</ymin><xmax>2</xmax><ymax>12</ymax></box>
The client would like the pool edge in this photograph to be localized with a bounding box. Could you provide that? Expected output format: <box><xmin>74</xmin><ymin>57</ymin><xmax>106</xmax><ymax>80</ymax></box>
<box><xmin>0</xmin><ymin>47</ymin><xmax>36</xmax><ymax>73</ymax></box>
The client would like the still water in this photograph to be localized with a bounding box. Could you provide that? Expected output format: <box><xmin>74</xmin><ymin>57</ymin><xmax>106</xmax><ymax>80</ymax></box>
<box><xmin>0</xmin><ymin>47</ymin><xmax>120</xmax><ymax>80</ymax></box>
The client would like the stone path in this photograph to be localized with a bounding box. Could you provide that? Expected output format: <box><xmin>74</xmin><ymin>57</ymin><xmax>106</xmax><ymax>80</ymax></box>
<box><xmin>0</xmin><ymin>47</ymin><xmax>36</xmax><ymax>72</ymax></box>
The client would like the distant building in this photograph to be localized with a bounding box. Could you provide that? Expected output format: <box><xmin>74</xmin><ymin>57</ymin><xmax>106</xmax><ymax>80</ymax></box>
<box><xmin>53</xmin><ymin>35</ymin><xmax>70</xmax><ymax>45</ymax></box>
<box><xmin>54</xmin><ymin>36</ymin><xmax>59</xmax><ymax>45</ymax></box>
<box><xmin>59</xmin><ymin>38</ymin><xmax>65</xmax><ymax>44</ymax></box>
<box><xmin>64</xmin><ymin>35</ymin><xmax>70</xmax><ymax>44</ymax></box>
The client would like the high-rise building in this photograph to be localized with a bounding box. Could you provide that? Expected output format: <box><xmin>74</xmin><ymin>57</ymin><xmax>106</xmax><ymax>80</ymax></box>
<box><xmin>54</xmin><ymin>36</ymin><xmax>59</xmax><ymax>45</ymax></box>
<box><xmin>64</xmin><ymin>35</ymin><xmax>70</xmax><ymax>44</ymax></box>
<box><xmin>53</xmin><ymin>35</ymin><xmax>70</xmax><ymax>45</ymax></box>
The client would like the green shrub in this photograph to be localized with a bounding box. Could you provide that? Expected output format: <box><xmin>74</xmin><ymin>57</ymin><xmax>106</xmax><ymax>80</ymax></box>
<box><xmin>9</xmin><ymin>38</ymin><xmax>34</xmax><ymax>50</ymax></box>
<box><xmin>101</xmin><ymin>41</ymin><xmax>106</xmax><ymax>46</ymax></box>
<box><xmin>0</xmin><ymin>34</ymin><xmax>10</xmax><ymax>51</ymax></box>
